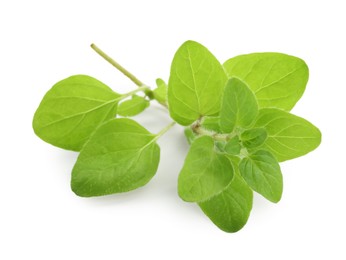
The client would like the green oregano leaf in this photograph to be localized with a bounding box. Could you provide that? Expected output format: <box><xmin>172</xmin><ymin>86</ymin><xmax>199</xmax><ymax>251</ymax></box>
<box><xmin>224</xmin><ymin>136</ymin><xmax>241</xmax><ymax>155</ymax></box>
<box><xmin>241</xmin><ymin>128</ymin><xmax>267</xmax><ymax>149</ymax></box>
<box><xmin>178</xmin><ymin>136</ymin><xmax>233</xmax><ymax>202</ymax></box>
<box><xmin>201</xmin><ymin>116</ymin><xmax>221</xmax><ymax>132</ymax></box>
<box><xmin>254</xmin><ymin>108</ymin><xmax>321</xmax><ymax>161</ymax></box>
<box><xmin>33</xmin><ymin>75</ymin><xmax>121</xmax><ymax>151</ymax></box>
<box><xmin>71</xmin><ymin>118</ymin><xmax>160</xmax><ymax>197</ymax></box>
<box><xmin>153</xmin><ymin>78</ymin><xmax>168</xmax><ymax>104</ymax></box>
<box><xmin>239</xmin><ymin>150</ymin><xmax>283</xmax><ymax>203</ymax></box>
<box><xmin>117</xmin><ymin>95</ymin><xmax>149</xmax><ymax>117</ymax></box>
<box><xmin>223</xmin><ymin>53</ymin><xmax>309</xmax><ymax>111</ymax></box>
<box><xmin>184</xmin><ymin>127</ymin><xmax>197</xmax><ymax>145</ymax></box>
<box><xmin>199</xmin><ymin>172</ymin><xmax>253</xmax><ymax>233</ymax></box>
<box><xmin>219</xmin><ymin>78</ymin><xmax>258</xmax><ymax>133</ymax></box>
<box><xmin>168</xmin><ymin>40</ymin><xmax>227</xmax><ymax>125</ymax></box>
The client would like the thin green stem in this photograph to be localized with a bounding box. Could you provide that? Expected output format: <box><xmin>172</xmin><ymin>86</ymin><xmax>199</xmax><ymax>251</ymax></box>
<box><xmin>156</xmin><ymin>121</ymin><xmax>176</xmax><ymax>138</ymax></box>
<box><xmin>91</xmin><ymin>43</ymin><xmax>153</xmax><ymax>98</ymax></box>
<box><xmin>121</xmin><ymin>86</ymin><xmax>150</xmax><ymax>99</ymax></box>
<box><xmin>191</xmin><ymin>120</ymin><xmax>237</xmax><ymax>141</ymax></box>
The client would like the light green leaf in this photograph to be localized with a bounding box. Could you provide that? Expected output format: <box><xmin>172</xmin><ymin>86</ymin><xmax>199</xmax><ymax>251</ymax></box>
<box><xmin>33</xmin><ymin>75</ymin><xmax>120</xmax><ymax>151</ymax></box>
<box><xmin>254</xmin><ymin>108</ymin><xmax>321</xmax><ymax>161</ymax></box>
<box><xmin>117</xmin><ymin>95</ymin><xmax>149</xmax><ymax>117</ymax></box>
<box><xmin>168</xmin><ymin>40</ymin><xmax>227</xmax><ymax>125</ymax></box>
<box><xmin>224</xmin><ymin>136</ymin><xmax>241</xmax><ymax>155</ymax></box>
<box><xmin>239</xmin><ymin>150</ymin><xmax>283</xmax><ymax>203</ymax></box>
<box><xmin>184</xmin><ymin>127</ymin><xmax>197</xmax><ymax>145</ymax></box>
<box><xmin>202</xmin><ymin>116</ymin><xmax>221</xmax><ymax>132</ymax></box>
<box><xmin>219</xmin><ymin>78</ymin><xmax>258</xmax><ymax>133</ymax></box>
<box><xmin>199</xmin><ymin>173</ymin><xmax>253</xmax><ymax>233</ymax></box>
<box><xmin>71</xmin><ymin>118</ymin><xmax>160</xmax><ymax>197</ymax></box>
<box><xmin>153</xmin><ymin>78</ymin><xmax>168</xmax><ymax>104</ymax></box>
<box><xmin>178</xmin><ymin>136</ymin><xmax>233</xmax><ymax>202</ymax></box>
<box><xmin>214</xmin><ymin>141</ymin><xmax>226</xmax><ymax>153</ymax></box>
<box><xmin>223</xmin><ymin>53</ymin><xmax>309</xmax><ymax>111</ymax></box>
<box><xmin>241</xmin><ymin>128</ymin><xmax>267</xmax><ymax>149</ymax></box>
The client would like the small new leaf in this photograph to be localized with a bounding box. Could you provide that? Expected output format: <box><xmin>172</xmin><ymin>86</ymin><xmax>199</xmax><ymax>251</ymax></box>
<box><xmin>71</xmin><ymin>118</ymin><xmax>160</xmax><ymax>197</ymax></box>
<box><xmin>199</xmin><ymin>173</ymin><xmax>253</xmax><ymax>233</ymax></box>
<box><xmin>219</xmin><ymin>78</ymin><xmax>258</xmax><ymax>133</ymax></box>
<box><xmin>117</xmin><ymin>95</ymin><xmax>149</xmax><ymax>117</ymax></box>
<box><xmin>33</xmin><ymin>75</ymin><xmax>120</xmax><ymax>151</ymax></box>
<box><xmin>224</xmin><ymin>136</ymin><xmax>241</xmax><ymax>155</ymax></box>
<box><xmin>254</xmin><ymin>108</ymin><xmax>321</xmax><ymax>161</ymax></box>
<box><xmin>202</xmin><ymin>116</ymin><xmax>221</xmax><ymax>132</ymax></box>
<box><xmin>153</xmin><ymin>78</ymin><xmax>168</xmax><ymax>104</ymax></box>
<box><xmin>239</xmin><ymin>150</ymin><xmax>283</xmax><ymax>203</ymax></box>
<box><xmin>168</xmin><ymin>40</ymin><xmax>227</xmax><ymax>125</ymax></box>
<box><xmin>178</xmin><ymin>136</ymin><xmax>233</xmax><ymax>202</ymax></box>
<box><xmin>241</xmin><ymin>128</ymin><xmax>267</xmax><ymax>149</ymax></box>
<box><xmin>184</xmin><ymin>127</ymin><xmax>197</xmax><ymax>145</ymax></box>
<box><xmin>223</xmin><ymin>53</ymin><xmax>309</xmax><ymax>111</ymax></box>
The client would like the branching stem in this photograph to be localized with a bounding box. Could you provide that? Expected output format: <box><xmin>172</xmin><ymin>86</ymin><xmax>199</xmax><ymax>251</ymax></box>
<box><xmin>91</xmin><ymin>43</ymin><xmax>154</xmax><ymax>98</ymax></box>
<box><xmin>191</xmin><ymin>119</ymin><xmax>237</xmax><ymax>141</ymax></box>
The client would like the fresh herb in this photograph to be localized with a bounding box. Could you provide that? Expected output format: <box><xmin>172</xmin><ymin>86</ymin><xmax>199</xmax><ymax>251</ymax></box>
<box><xmin>33</xmin><ymin>40</ymin><xmax>321</xmax><ymax>232</ymax></box>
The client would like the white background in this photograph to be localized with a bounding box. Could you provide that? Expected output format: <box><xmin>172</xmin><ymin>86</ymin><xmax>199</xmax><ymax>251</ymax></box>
<box><xmin>1</xmin><ymin>0</ymin><xmax>345</xmax><ymax>259</ymax></box>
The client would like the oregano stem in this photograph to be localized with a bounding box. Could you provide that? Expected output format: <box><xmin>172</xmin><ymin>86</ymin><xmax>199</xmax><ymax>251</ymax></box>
<box><xmin>191</xmin><ymin>120</ymin><xmax>235</xmax><ymax>141</ymax></box>
<box><xmin>121</xmin><ymin>86</ymin><xmax>150</xmax><ymax>99</ymax></box>
<box><xmin>91</xmin><ymin>43</ymin><xmax>154</xmax><ymax>98</ymax></box>
<box><xmin>156</xmin><ymin>121</ymin><xmax>176</xmax><ymax>138</ymax></box>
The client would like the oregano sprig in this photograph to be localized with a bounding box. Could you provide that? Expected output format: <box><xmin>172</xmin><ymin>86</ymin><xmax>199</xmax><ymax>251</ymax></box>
<box><xmin>33</xmin><ymin>40</ymin><xmax>321</xmax><ymax>233</ymax></box>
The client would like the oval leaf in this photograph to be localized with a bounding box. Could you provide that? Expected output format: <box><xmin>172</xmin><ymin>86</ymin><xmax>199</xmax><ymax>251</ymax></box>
<box><xmin>254</xmin><ymin>108</ymin><xmax>321</xmax><ymax>161</ymax></box>
<box><xmin>224</xmin><ymin>136</ymin><xmax>241</xmax><ymax>155</ymax></box>
<box><xmin>184</xmin><ymin>127</ymin><xmax>197</xmax><ymax>145</ymax></box>
<box><xmin>71</xmin><ymin>118</ymin><xmax>160</xmax><ymax>197</ymax></box>
<box><xmin>168</xmin><ymin>41</ymin><xmax>227</xmax><ymax>125</ymax></box>
<box><xmin>219</xmin><ymin>78</ymin><xmax>258</xmax><ymax>133</ymax></box>
<box><xmin>201</xmin><ymin>116</ymin><xmax>221</xmax><ymax>132</ymax></box>
<box><xmin>178</xmin><ymin>136</ymin><xmax>233</xmax><ymax>202</ymax></box>
<box><xmin>239</xmin><ymin>150</ymin><xmax>283</xmax><ymax>203</ymax></box>
<box><xmin>153</xmin><ymin>78</ymin><xmax>168</xmax><ymax>104</ymax></box>
<box><xmin>199</xmin><ymin>173</ymin><xmax>253</xmax><ymax>233</ymax></box>
<box><xmin>117</xmin><ymin>95</ymin><xmax>149</xmax><ymax>117</ymax></box>
<box><xmin>241</xmin><ymin>128</ymin><xmax>267</xmax><ymax>149</ymax></box>
<box><xmin>33</xmin><ymin>75</ymin><xmax>120</xmax><ymax>151</ymax></box>
<box><xmin>223</xmin><ymin>53</ymin><xmax>309</xmax><ymax>111</ymax></box>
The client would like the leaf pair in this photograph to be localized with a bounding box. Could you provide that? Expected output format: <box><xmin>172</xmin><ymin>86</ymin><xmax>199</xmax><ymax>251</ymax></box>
<box><xmin>33</xmin><ymin>75</ymin><xmax>162</xmax><ymax>196</ymax></box>
<box><xmin>33</xmin><ymin>75</ymin><xmax>150</xmax><ymax>151</ymax></box>
<box><xmin>178</xmin><ymin>135</ymin><xmax>253</xmax><ymax>232</ymax></box>
<box><xmin>168</xmin><ymin>41</ymin><xmax>310</xmax><ymax>127</ymax></box>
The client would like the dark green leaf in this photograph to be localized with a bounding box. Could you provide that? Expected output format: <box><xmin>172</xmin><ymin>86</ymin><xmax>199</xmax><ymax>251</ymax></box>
<box><xmin>241</xmin><ymin>128</ymin><xmax>267</xmax><ymax>149</ymax></box>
